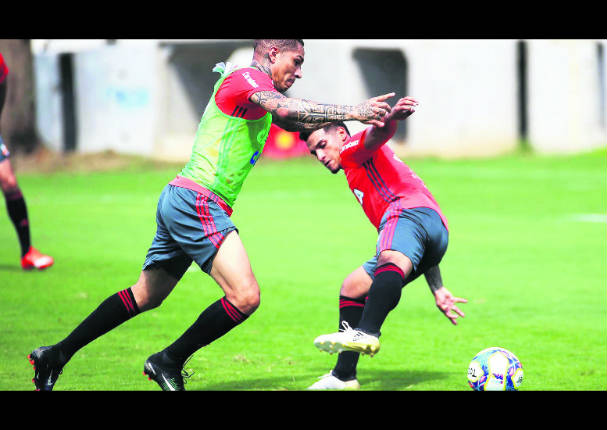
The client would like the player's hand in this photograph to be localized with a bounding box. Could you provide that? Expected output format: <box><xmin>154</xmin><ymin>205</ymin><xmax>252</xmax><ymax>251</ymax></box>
<box><xmin>387</xmin><ymin>96</ymin><xmax>419</xmax><ymax>121</ymax></box>
<box><xmin>355</xmin><ymin>92</ymin><xmax>395</xmax><ymax>127</ymax></box>
<box><xmin>434</xmin><ymin>286</ymin><xmax>467</xmax><ymax>325</ymax></box>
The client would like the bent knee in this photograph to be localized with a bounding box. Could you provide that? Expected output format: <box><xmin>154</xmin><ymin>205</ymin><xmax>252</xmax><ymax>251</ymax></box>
<box><xmin>377</xmin><ymin>250</ymin><xmax>412</xmax><ymax>275</ymax></box>
<box><xmin>134</xmin><ymin>289</ymin><xmax>165</xmax><ymax>312</ymax></box>
<box><xmin>131</xmin><ymin>281</ymin><xmax>170</xmax><ymax>312</ymax></box>
<box><xmin>143</xmin><ymin>294</ymin><xmax>165</xmax><ymax>311</ymax></box>
<box><xmin>1</xmin><ymin>179</ymin><xmax>19</xmax><ymax>195</ymax></box>
<box><xmin>340</xmin><ymin>281</ymin><xmax>360</xmax><ymax>298</ymax></box>
<box><xmin>340</xmin><ymin>268</ymin><xmax>372</xmax><ymax>299</ymax></box>
<box><xmin>227</xmin><ymin>281</ymin><xmax>260</xmax><ymax>315</ymax></box>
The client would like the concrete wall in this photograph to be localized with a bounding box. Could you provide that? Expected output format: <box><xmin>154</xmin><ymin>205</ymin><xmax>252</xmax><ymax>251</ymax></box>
<box><xmin>33</xmin><ymin>53</ymin><xmax>62</xmax><ymax>152</ymax></box>
<box><xmin>224</xmin><ymin>39</ymin><xmax>519</xmax><ymax>157</ymax></box>
<box><xmin>33</xmin><ymin>40</ymin><xmax>161</xmax><ymax>156</ymax></box>
<box><xmin>74</xmin><ymin>40</ymin><xmax>161</xmax><ymax>156</ymax></box>
<box><xmin>527</xmin><ymin>40</ymin><xmax>607</xmax><ymax>153</ymax></box>
<box><xmin>31</xmin><ymin>39</ymin><xmax>607</xmax><ymax>159</ymax></box>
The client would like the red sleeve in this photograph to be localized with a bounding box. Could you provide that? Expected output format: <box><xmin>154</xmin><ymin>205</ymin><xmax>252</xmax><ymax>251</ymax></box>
<box><xmin>340</xmin><ymin>129</ymin><xmax>378</xmax><ymax>166</ymax></box>
<box><xmin>215</xmin><ymin>67</ymin><xmax>277</xmax><ymax>119</ymax></box>
<box><xmin>0</xmin><ymin>53</ymin><xmax>8</xmax><ymax>84</ymax></box>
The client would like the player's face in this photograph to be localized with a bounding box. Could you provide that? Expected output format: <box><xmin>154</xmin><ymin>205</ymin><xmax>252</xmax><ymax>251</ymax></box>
<box><xmin>306</xmin><ymin>128</ymin><xmax>345</xmax><ymax>174</ymax></box>
<box><xmin>271</xmin><ymin>45</ymin><xmax>305</xmax><ymax>93</ymax></box>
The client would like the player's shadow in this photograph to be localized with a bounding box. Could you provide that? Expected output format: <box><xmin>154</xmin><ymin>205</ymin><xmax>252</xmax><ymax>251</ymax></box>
<box><xmin>0</xmin><ymin>264</ymin><xmax>23</xmax><ymax>272</ymax></box>
<box><xmin>358</xmin><ymin>369</ymin><xmax>449</xmax><ymax>390</ymax></box>
<box><xmin>189</xmin><ymin>368</ymin><xmax>448</xmax><ymax>391</ymax></box>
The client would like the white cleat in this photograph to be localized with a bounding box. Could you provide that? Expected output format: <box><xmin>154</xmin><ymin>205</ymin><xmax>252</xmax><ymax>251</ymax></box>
<box><xmin>313</xmin><ymin>322</ymin><xmax>380</xmax><ymax>357</ymax></box>
<box><xmin>308</xmin><ymin>373</ymin><xmax>360</xmax><ymax>390</ymax></box>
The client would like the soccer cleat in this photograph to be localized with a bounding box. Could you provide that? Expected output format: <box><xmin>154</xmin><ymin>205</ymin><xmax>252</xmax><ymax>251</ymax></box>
<box><xmin>308</xmin><ymin>372</ymin><xmax>360</xmax><ymax>390</ymax></box>
<box><xmin>21</xmin><ymin>247</ymin><xmax>54</xmax><ymax>270</ymax></box>
<box><xmin>143</xmin><ymin>351</ymin><xmax>191</xmax><ymax>391</ymax></box>
<box><xmin>28</xmin><ymin>346</ymin><xmax>66</xmax><ymax>391</ymax></box>
<box><xmin>314</xmin><ymin>321</ymin><xmax>381</xmax><ymax>357</ymax></box>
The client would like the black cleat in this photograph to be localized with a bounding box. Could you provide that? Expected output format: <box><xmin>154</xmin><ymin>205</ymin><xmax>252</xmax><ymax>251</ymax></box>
<box><xmin>28</xmin><ymin>346</ymin><xmax>66</xmax><ymax>391</ymax></box>
<box><xmin>143</xmin><ymin>351</ymin><xmax>191</xmax><ymax>391</ymax></box>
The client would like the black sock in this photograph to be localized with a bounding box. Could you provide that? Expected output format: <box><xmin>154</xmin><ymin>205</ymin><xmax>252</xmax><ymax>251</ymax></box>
<box><xmin>333</xmin><ymin>295</ymin><xmax>366</xmax><ymax>381</ymax></box>
<box><xmin>164</xmin><ymin>297</ymin><xmax>249</xmax><ymax>367</ymax></box>
<box><xmin>4</xmin><ymin>189</ymin><xmax>31</xmax><ymax>257</ymax></box>
<box><xmin>56</xmin><ymin>288</ymin><xmax>140</xmax><ymax>362</ymax></box>
<box><xmin>356</xmin><ymin>264</ymin><xmax>406</xmax><ymax>337</ymax></box>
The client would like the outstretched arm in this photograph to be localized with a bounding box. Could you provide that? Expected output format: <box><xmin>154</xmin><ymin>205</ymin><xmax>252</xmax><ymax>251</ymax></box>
<box><xmin>424</xmin><ymin>264</ymin><xmax>444</xmax><ymax>294</ymax></box>
<box><xmin>270</xmin><ymin>114</ymin><xmax>333</xmax><ymax>132</ymax></box>
<box><xmin>424</xmin><ymin>265</ymin><xmax>467</xmax><ymax>325</ymax></box>
<box><xmin>362</xmin><ymin>96</ymin><xmax>419</xmax><ymax>151</ymax></box>
<box><xmin>250</xmin><ymin>91</ymin><xmax>394</xmax><ymax>129</ymax></box>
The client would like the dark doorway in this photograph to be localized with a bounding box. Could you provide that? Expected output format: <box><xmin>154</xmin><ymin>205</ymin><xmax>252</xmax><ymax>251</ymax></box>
<box><xmin>516</xmin><ymin>41</ymin><xmax>529</xmax><ymax>148</ymax></box>
<box><xmin>353</xmin><ymin>48</ymin><xmax>408</xmax><ymax>143</ymax></box>
<box><xmin>59</xmin><ymin>53</ymin><xmax>77</xmax><ymax>152</ymax></box>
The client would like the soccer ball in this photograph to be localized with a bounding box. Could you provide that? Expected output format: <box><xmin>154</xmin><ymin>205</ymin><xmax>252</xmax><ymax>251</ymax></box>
<box><xmin>467</xmin><ymin>347</ymin><xmax>524</xmax><ymax>391</ymax></box>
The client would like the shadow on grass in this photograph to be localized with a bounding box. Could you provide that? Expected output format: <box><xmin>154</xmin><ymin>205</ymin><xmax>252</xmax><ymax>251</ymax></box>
<box><xmin>190</xmin><ymin>368</ymin><xmax>449</xmax><ymax>391</ymax></box>
<box><xmin>0</xmin><ymin>264</ymin><xmax>24</xmax><ymax>272</ymax></box>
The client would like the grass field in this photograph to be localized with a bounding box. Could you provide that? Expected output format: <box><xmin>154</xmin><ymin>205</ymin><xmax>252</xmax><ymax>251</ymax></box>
<box><xmin>1</xmin><ymin>148</ymin><xmax>605</xmax><ymax>391</ymax></box>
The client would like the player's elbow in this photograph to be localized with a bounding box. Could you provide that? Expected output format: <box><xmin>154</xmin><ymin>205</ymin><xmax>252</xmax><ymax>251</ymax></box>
<box><xmin>274</xmin><ymin>107</ymin><xmax>291</xmax><ymax>120</ymax></box>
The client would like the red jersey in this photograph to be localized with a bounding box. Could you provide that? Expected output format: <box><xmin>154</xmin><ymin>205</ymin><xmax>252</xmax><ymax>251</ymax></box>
<box><xmin>340</xmin><ymin>128</ymin><xmax>448</xmax><ymax>231</ymax></box>
<box><xmin>0</xmin><ymin>52</ymin><xmax>8</xmax><ymax>84</ymax></box>
<box><xmin>214</xmin><ymin>67</ymin><xmax>276</xmax><ymax>120</ymax></box>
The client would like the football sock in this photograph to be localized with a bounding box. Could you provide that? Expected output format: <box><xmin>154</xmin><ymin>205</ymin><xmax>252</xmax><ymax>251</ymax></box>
<box><xmin>333</xmin><ymin>295</ymin><xmax>366</xmax><ymax>381</ymax></box>
<box><xmin>356</xmin><ymin>263</ymin><xmax>406</xmax><ymax>337</ymax></box>
<box><xmin>3</xmin><ymin>188</ymin><xmax>31</xmax><ymax>257</ymax></box>
<box><xmin>56</xmin><ymin>288</ymin><xmax>140</xmax><ymax>362</ymax></box>
<box><xmin>164</xmin><ymin>297</ymin><xmax>249</xmax><ymax>367</ymax></box>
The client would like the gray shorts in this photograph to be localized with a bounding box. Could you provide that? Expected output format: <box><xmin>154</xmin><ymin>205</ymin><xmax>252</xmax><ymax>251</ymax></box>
<box><xmin>362</xmin><ymin>206</ymin><xmax>448</xmax><ymax>286</ymax></box>
<box><xmin>142</xmin><ymin>184</ymin><xmax>237</xmax><ymax>278</ymax></box>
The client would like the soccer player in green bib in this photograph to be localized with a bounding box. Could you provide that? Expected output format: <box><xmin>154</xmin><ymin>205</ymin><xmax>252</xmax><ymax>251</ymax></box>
<box><xmin>28</xmin><ymin>39</ymin><xmax>395</xmax><ymax>391</ymax></box>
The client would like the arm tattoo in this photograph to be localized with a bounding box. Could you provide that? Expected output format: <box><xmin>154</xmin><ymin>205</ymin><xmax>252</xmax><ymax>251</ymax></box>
<box><xmin>272</xmin><ymin>114</ymin><xmax>332</xmax><ymax>132</ymax></box>
<box><xmin>251</xmin><ymin>91</ymin><xmax>362</xmax><ymax>124</ymax></box>
<box><xmin>424</xmin><ymin>265</ymin><xmax>443</xmax><ymax>294</ymax></box>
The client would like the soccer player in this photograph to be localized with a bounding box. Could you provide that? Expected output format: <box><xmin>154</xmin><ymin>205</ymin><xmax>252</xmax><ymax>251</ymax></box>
<box><xmin>28</xmin><ymin>39</ymin><xmax>394</xmax><ymax>391</ymax></box>
<box><xmin>0</xmin><ymin>52</ymin><xmax>54</xmax><ymax>270</ymax></box>
<box><xmin>300</xmin><ymin>96</ymin><xmax>467</xmax><ymax>390</ymax></box>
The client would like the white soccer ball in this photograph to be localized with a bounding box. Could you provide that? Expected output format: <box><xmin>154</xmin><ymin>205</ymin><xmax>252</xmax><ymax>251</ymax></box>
<box><xmin>467</xmin><ymin>347</ymin><xmax>524</xmax><ymax>391</ymax></box>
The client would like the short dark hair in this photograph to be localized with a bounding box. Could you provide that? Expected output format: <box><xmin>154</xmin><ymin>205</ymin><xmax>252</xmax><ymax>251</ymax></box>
<box><xmin>299</xmin><ymin>121</ymin><xmax>350</xmax><ymax>142</ymax></box>
<box><xmin>253</xmin><ymin>39</ymin><xmax>304</xmax><ymax>56</ymax></box>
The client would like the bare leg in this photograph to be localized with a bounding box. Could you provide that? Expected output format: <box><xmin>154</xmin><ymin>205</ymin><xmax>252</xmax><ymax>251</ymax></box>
<box><xmin>159</xmin><ymin>230</ymin><xmax>260</xmax><ymax>369</ymax></box>
<box><xmin>0</xmin><ymin>159</ymin><xmax>31</xmax><ymax>258</ymax></box>
<box><xmin>29</xmin><ymin>265</ymin><xmax>181</xmax><ymax>390</ymax></box>
<box><xmin>131</xmin><ymin>266</ymin><xmax>181</xmax><ymax>312</ymax></box>
<box><xmin>209</xmin><ymin>230</ymin><xmax>260</xmax><ymax>314</ymax></box>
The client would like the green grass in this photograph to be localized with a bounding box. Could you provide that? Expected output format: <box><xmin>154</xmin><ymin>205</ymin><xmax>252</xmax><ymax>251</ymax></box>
<box><xmin>1</xmin><ymin>148</ymin><xmax>605</xmax><ymax>391</ymax></box>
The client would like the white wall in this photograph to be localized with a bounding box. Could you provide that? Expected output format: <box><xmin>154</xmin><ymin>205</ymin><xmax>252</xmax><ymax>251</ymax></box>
<box><xmin>31</xmin><ymin>39</ymin><xmax>607</xmax><ymax>159</ymax></box>
<box><xmin>74</xmin><ymin>41</ymin><xmax>160</xmax><ymax>156</ymax></box>
<box><xmin>402</xmin><ymin>39</ymin><xmax>518</xmax><ymax>157</ymax></box>
<box><xmin>527</xmin><ymin>39</ymin><xmax>607</xmax><ymax>153</ymax></box>
<box><xmin>287</xmin><ymin>39</ymin><xmax>519</xmax><ymax>157</ymax></box>
<box><xmin>33</xmin><ymin>53</ymin><xmax>62</xmax><ymax>152</ymax></box>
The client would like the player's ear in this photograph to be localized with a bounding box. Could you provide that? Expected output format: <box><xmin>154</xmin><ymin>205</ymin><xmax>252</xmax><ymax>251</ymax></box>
<box><xmin>268</xmin><ymin>46</ymin><xmax>280</xmax><ymax>64</ymax></box>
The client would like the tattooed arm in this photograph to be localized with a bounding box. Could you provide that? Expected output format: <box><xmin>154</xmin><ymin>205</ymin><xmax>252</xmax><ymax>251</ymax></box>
<box><xmin>270</xmin><ymin>114</ymin><xmax>332</xmax><ymax>133</ymax></box>
<box><xmin>424</xmin><ymin>264</ymin><xmax>444</xmax><ymax>294</ymax></box>
<box><xmin>425</xmin><ymin>265</ymin><xmax>468</xmax><ymax>326</ymax></box>
<box><xmin>249</xmin><ymin>91</ymin><xmax>394</xmax><ymax>128</ymax></box>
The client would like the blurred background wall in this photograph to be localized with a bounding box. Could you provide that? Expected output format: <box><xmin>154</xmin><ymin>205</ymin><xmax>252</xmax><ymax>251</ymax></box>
<box><xmin>0</xmin><ymin>39</ymin><xmax>38</xmax><ymax>152</ymax></box>
<box><xmin>2</xmin><ymin>39</ymin><xmax>606</xmax><ymax>160</ymax></box>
